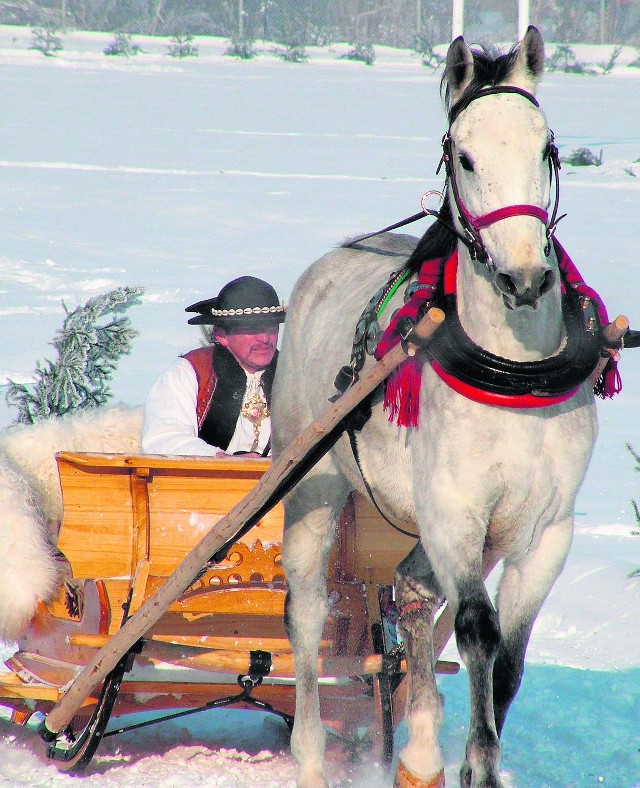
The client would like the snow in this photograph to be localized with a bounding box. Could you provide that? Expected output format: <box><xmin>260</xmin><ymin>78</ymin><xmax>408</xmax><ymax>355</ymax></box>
<box><xmin>0</xmin><ymin>26</ymin><xmax>639</xmax><ymax>787</ymax></box>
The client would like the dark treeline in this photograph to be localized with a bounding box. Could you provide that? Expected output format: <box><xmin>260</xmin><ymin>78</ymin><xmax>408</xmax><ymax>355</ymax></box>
<box><xmin>1</xmin><ymin>0</ymin><xmax>637</xmax><ymax>47</ymax></box>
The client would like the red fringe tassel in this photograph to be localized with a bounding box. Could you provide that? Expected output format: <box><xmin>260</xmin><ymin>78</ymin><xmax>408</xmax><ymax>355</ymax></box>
<box><xmin>382</xmin><ymin>356</ymin><xmax>423</xmax><ymax>427</ymax></box>
<box><xmin>594</xmin><ymin>356</ymin><xmax>622</xmax><ymax>399</ymax></box>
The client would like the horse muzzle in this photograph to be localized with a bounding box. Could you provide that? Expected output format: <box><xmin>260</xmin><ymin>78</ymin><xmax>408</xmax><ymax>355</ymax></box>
<box><xmin>493</xmin><ymin>266</ymin><xmax>556</xmax><ymax>310</ymax></box>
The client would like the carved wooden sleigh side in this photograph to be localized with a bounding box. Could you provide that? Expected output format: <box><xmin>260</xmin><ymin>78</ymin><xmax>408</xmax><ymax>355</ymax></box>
<box><xmin>0</xmin><ymin>451</ymin><xmax>459</xmax><ymax>772</ymax></box>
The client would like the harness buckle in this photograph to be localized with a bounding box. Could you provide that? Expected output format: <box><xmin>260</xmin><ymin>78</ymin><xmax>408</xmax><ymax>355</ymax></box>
<box><xmin>395</xmin><ymin>316</ymin><xmax>416</xmax><ymax>342</ymax></box>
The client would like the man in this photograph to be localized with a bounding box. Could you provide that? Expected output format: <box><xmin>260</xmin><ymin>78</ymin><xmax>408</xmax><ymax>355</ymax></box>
<box><xmin>142</xmin><ymin>276</ymin><xmax>285</xmax><ymax>458</ymax></box>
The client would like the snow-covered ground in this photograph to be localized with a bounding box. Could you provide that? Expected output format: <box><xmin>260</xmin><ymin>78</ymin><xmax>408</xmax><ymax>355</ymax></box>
<box><xmin>0</xmin><ymin>27</ymin><xmax>638</xmax><ymax>787</ymax></box>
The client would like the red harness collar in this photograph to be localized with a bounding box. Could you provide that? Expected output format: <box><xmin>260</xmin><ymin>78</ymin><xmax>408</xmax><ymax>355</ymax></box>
<box><xmin>374</xmin><ymin>246</ymin><xmax>618</xmax><ymax>427</ymax></box>
<box><xmin>430</xmin><ymin>360</ymin><xmax>580</xmax><ymax>408</ymax></box>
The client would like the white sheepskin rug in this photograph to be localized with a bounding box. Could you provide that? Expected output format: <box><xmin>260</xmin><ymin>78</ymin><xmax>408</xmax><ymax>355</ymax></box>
<box><xmin>0</xmin><ymin>405</ymin><xmax>142</xmax><ymax>643</ymax></box>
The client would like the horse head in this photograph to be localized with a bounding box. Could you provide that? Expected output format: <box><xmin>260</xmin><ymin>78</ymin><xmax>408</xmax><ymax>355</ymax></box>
<box><xmin>443</xmin><ymin>27</ymin><xmax>559</xmax><ymax>315</ymax></box>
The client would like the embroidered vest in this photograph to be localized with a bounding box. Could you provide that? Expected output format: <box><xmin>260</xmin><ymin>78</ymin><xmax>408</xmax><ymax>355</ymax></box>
<box><xmin>181</xmin><ymin>345</ymin><xmax>278</xmax><ymax>451</ymax></box>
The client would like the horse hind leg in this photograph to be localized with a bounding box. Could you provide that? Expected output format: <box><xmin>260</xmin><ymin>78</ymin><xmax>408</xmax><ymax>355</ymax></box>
<box><xmin>393</xmin><ymin>542</ymin><xmax>446</xmax><ymax>788</ymax></box>
<box><xmin>282</xmin><ymin>471</ymin><xmax>349</xmax><ymax>788</ymax></box>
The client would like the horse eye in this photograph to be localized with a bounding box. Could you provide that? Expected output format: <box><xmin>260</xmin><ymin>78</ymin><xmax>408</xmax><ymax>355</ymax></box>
<box><xmin>459</xmin><ymin>153</ymin><xmax>474</xmax><ymax>172</ymax></box>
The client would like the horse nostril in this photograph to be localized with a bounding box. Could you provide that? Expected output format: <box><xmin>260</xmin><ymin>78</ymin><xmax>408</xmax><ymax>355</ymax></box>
<box><xmin>494</xmin><ymin>268</ymin><xmax>556</xmax><ymax>303</ymax></box>
<box><xmin>494</xmin><ymin>272</ymin><xmax>517</xmax><ymax>297</ymax></box>
<box><xmin>539</xmin><ymin>268</ymin><xmax>556</xmax><ymax>295</ymax></box>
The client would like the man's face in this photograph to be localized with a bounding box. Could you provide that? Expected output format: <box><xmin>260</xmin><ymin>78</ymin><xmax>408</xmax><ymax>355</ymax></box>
<box><xmin>215</xmin><ymin>324</ymin><xmax>279</xmax><ymax>373</ymax></box>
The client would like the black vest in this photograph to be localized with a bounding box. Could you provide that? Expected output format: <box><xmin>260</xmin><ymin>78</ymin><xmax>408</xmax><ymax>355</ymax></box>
<box><xmin>199</xmin><ymin>345</ymin><xmax>278</xmax><ymax>451</ymax></box>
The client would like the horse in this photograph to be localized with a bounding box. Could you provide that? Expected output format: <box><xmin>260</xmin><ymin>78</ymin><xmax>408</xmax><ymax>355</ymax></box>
<box><xmin>271</xmin><ymin>27</ymin><xmax>600</xmax><ymax>788</ymax></box>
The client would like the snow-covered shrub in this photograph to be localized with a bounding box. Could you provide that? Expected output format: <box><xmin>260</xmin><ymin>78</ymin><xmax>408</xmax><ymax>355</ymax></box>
<box><xmin>104</xmin><ymin>33</ymin><xmax>141</xmax><ymax>57</ymax></box>
<box><xmin>561</xmin><ymin>147</ymin><xmax>603</xmax><ymax>167</ymax></box>
<box><xmin>167</xmin><ymin>34</ymin><xmax>199</xmax><ymax>58</ymax></box>
<box><xmin>5</xmin><ymin>286</ymin><xmax>144</xmax><ymax>424</ymax></box>
<box><xmin>340</xmin><ymin>42</ymin><xmax>376</xmax><ymax>66</ymax></box>
<box><xmin>30</xmin><ymin>26</ymin><xmax>63</xmax><ymax>57</ymax></box>
<box><xmin>225</xmin><ymin>37</ymin><xmax>257</xmax><ymax>59</ymax></box>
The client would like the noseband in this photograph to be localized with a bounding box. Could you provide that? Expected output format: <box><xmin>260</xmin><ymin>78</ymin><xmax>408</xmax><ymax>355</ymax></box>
<box><xmin>438</xmin><ymin>85</ymin><xmax>563</xmax><ymax>272</ymax></box>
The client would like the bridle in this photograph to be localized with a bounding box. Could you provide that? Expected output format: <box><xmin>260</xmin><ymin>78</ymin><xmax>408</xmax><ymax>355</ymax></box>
<box><xmin>438</xmin><ymin>85</ymin><xmax>564</xmax><ymax>272</ymax></box>
<box><xmin>347</xmin><ymin>85</ymin><xmax>564</xmax><ymax>263</ymax></box>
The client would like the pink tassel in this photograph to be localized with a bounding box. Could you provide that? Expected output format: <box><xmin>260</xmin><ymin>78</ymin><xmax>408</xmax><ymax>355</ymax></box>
<box><xmin>594</xmin><ymin>357</ymin><xmax>622</xmax><ymax>399</ymax></box>
<box><xmin>383</xmin><ymin>356</ymin><xmax>423</xmax><ymax>427</ymax></box>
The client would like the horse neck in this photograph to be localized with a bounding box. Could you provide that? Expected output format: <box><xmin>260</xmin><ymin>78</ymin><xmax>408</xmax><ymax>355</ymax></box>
<box><xmin>455</xmin><ymin>245</ymin><xmax>565</xmax><ymax>361</ymax></box>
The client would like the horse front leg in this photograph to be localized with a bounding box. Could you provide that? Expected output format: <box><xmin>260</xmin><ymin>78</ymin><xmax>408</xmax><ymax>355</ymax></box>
<box><xmin>426</xmin><ymin>515</ymin><xmax>503</xmax><ymax>788</ymax></box>
<box><xmin>492</xmin><ymin>517</ymin><xmax>573</xmax><ymax>736</ymax></box>
<box><xmin>394</xmin><ymin>542</ymin><xmax>446</xmax><ymax>788</ymax></box>
<box><xmin>282</xmin><ymin>474</ymin><xmax>348</xmax><ymax>788</ymax></box>
<box><xmin>455</xmin><ymin>579</ymin><xmax>502</xmax><ymax>788</ymax></box>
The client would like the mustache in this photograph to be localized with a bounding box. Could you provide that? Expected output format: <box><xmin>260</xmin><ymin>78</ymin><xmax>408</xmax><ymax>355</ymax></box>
<box><xmin>250</xmin><ymin>341</ymin><xmax>275</xmax><ymax>351</ymax></box>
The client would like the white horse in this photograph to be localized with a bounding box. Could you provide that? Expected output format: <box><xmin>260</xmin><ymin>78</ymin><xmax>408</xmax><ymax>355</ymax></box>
<box><xmin>271</xmin><ymin>28</ymin><xmax>599</xmax><ymax>788</ymax></box>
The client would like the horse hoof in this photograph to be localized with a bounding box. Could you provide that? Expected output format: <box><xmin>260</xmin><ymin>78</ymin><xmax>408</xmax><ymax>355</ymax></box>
<box><xmin>394</xmin><ymin>760</ymin><xmax>445</xmax><ymax>788</ymax></box>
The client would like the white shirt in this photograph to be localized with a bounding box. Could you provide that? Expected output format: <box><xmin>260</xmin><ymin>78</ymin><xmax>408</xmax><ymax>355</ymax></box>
<box><xmin>141</xmin><ymin>357</ymin><xmax>271</xmax><ymax>457</ymax></box>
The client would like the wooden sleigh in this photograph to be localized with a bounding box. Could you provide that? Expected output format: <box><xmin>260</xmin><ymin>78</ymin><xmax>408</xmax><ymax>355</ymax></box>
<box><xmin>0</xmin><ymin>452</ymin><xmax>463</xmax><ymax>771</ymax></box>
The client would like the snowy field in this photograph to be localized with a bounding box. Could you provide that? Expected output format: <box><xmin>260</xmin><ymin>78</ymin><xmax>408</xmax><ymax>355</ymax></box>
<box><xmin>0</xmin><ymin>26</ymin><xmax>639</xmax><ymax>787</ymax></box>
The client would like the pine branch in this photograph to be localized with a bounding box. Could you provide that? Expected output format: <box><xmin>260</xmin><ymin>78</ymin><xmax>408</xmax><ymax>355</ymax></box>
<box><xmin>5</xmin><ymin>286</ymin><xmax>144</xmax><ymax>423</ymax></box>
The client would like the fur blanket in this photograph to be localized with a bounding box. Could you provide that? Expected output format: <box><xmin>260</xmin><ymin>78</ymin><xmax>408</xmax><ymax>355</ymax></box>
<box><xmin>0</xmin><ymin>405</ymin><xmax>142</xmax><ymax>644</ymax></box>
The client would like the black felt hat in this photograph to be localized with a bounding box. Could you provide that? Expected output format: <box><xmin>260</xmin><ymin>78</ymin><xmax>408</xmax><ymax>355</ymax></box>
<box><xmin>185</xmin><ymin>276</ymin><xmax>286</xmax><ymax>328</ymax></box>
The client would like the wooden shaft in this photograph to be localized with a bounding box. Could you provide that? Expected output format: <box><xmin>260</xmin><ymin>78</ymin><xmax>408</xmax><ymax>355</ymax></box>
<box><xmin>43</xmin><ymin>308</ymin><xmax>445</xmax><ymax>736</ymax></box>
<box><xmin>135</xmin><ymin>639</ymin><xmax>389</xmax><ymax>678</ymax></box>
<box><xmin>588</xmin><ymin>315</ymin><xmax>629</xmax><ymax>387</ymax></box>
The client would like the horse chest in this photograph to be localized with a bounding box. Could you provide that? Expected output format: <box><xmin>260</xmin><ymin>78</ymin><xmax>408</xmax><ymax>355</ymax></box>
<box><xmin>412</xmin><ymin>385</ymin><xmax>597</xmax><ymax>531</ymax></box>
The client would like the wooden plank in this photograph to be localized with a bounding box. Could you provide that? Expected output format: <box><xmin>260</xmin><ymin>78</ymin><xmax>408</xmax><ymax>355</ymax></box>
<box><xmin>56</xmin><ymin>461</ymin><xmax>134</xmax><ymax>578</ymax></box>
<box><xmin>145</xmin><ymin>470</ymin><xmax>284</xmax><ymax>575</ymax></box>
<box><xmin>55</xmin><ymin>453</ymin><xmax>272</xmax><ymax>473</ymax></box>
<box><xmin>130</xmin><ymin>469</ymin><xmax>151</xmax><ymax>578</ymax></box>
<box><xmin>55</xmin><ymin>455</ymin><xmax>286</xmax><ymax>581</ymax></box>
<box><xmin>68</xmin><ymin>633</ymin><xmax>332</xmax><ymax>653</ymax></box>
<box><xmin>0</xmin><ymin>683</ymin><xmax>62</xmax><ymax>702</ymax></box>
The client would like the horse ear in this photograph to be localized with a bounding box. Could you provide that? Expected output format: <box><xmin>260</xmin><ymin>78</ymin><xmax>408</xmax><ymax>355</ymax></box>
<box><xmin>445</xmin><ymin>35</ymin><xmax>475</xmax><ymax>106</ymax></box>
<box><xmin>510</xmin><ymin>25</ymin><xmax>545</xmax><ymax>92</ymax></box>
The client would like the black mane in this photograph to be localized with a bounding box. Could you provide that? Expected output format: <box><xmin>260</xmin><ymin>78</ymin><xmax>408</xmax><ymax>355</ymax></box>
<box><xmin>443</xmin><ymin>44</ymin><xmax>521</xmax><ymax>123</ymax></box>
